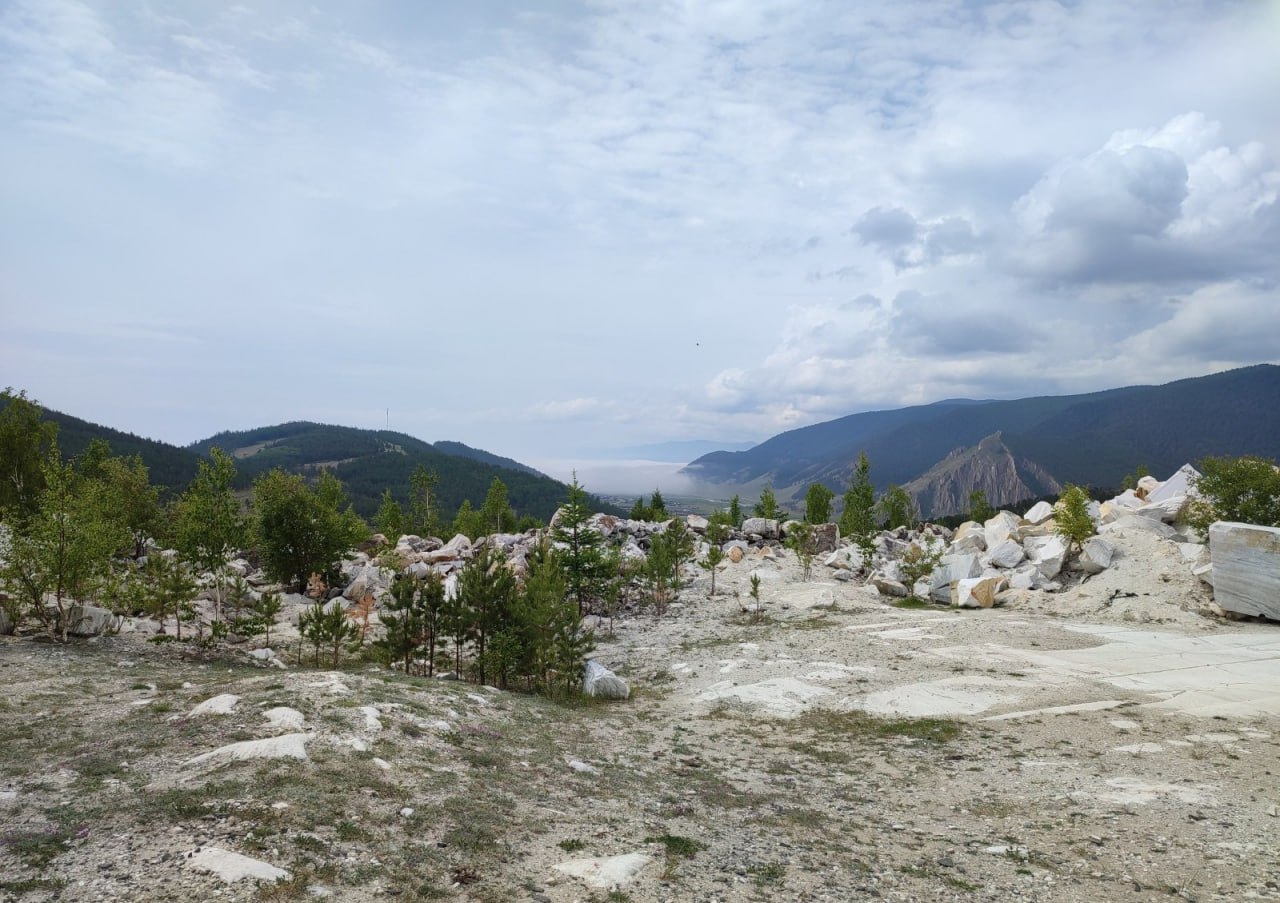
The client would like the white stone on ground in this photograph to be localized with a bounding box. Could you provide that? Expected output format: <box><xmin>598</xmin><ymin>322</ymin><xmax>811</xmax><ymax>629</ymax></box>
<box><xmin>359</xmin><ymin>706</ymin><xmax>383</xmax><ymax>730</ymax></box>
<box><xmin>553</xmin><ymin>853</ymin><xmax>651</xmax><ymax>889</ymax></box>
<box><xmin>263</xmin><ymin>707</ymin><xmax>305</xmax><ymax>731</ymax></box>
<box><xmin>188</xmin><ymin>694</ymin><xmax>240</xmax><ymax>716</ymax></box>
<box><xmin>183</xmin><ymin>733</ymin><xmax>311</xmax><ymax>767</ymax></box>
<box><xmin>187</xmin><ymin>847</ymin><xmax>291</xmax><ymax>883</ymax></box>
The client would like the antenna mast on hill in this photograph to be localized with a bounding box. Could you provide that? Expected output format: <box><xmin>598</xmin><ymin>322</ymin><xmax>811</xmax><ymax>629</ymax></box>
<box><xmin>386</xmin><ymin>408</ymin><xmax>390</xmax><ymax>429</ymax></box>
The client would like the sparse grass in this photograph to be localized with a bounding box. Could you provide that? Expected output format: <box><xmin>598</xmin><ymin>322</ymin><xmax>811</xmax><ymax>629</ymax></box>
<box><xmin>792</xmin><ymin>709</ymin><xmax>964</xmax><ymax>745</ymax></box>
<box><xmin>558</xmin><ymin>838</ymin><xmax>587</xmax><ymax>852</ymax></box>
<box><xmin>2</xmin><ymin>822</ymin><xmax>78</xmax><ymax>868</ymax></box>
<box><xmin>644</xmin><ymin>832</ymin><xmax>706</xmax><ymax>858</ymax></box>
<box><xmin>0</xmin><ymin>878</ymin><xmax>69</xmax><ymax>895</ymax></box>
<box><xmin>748</xmin><ymin>860</ymin><xmax>787</xmax><ymax>884</ymax></box>
<box><xmin>892</xmin><ymin>596</ymin><xmax>931</xmax><ymax>609</ymax></box>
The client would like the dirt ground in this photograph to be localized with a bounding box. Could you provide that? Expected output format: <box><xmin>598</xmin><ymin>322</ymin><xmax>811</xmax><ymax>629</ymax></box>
<box><xmin>2</xmin><ymin>538</ymin><xmax>1279</xmax><ymax>903</ymax></box>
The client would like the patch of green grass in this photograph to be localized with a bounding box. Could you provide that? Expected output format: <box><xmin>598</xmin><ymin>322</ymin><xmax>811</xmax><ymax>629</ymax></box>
<box><xmin>892</xmin><ymin>596</ymin><xmax>931</xmax><ymax>609</ymax></box>
<box><xmin>335</xmin><ymin>820</ymin><xmax>369</xmax><ymax>841</ymax></box>
<box><xmin>558</xmin><ymin>838</ymin><xmax>586</xmax><ymax>852</ymax></box>
<box><xmin>644</xmin><ymin>833</ymin><xmax>706</xmax><ymax>859</ymax></box>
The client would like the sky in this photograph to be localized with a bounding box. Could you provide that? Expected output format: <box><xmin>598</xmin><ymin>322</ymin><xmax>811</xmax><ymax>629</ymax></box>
<box><xmin>2</xmin><ymin>0</ymin><xmax>1278</xmax><ymax>486</ymax></box>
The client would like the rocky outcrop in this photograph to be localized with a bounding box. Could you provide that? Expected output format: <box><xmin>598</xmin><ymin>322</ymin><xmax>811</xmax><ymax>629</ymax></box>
<box><xmin>903</xmin><ymin>433</ymin><xmax>1062</xmax><ymax>518</ymax></box>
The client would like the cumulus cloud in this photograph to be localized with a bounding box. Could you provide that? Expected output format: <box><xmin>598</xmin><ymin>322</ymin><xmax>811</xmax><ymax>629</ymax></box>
<box><xmin>1006</xmin><ymin>113</ymin><xmax>1280</xmax><ymax>287</ymax></box>
<box><xmin>854</xmin><ymin>207</ymin><xmax>981</xmax><ymax>269</ymax></box>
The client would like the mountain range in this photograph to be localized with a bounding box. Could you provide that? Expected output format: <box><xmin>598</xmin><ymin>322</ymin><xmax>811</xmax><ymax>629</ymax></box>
<box><xmin>10</xmin><ymin>404</ymin><xmax>614</xmax><ymax>525</ymax></box>
<box><xmin>681</xmin><ymin>364</ymin><xmax>1280</xmax><ymax>517</ymax></box>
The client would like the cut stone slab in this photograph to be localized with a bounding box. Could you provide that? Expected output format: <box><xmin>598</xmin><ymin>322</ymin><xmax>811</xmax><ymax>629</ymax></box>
<box><xmin>696</xmin><ymin>677</ymin><xmax>833</xmax><ymax>718</ymax></box>
<box><xmin>554</xmin><ymin>853</ymin><xmax>651</xmax><ymax>889</ymax></box>
<box><xmin>860</xmin><ymin>676</ymin><xmax>1029</xmax><ymax>717</ymax></box>
<box><xmin>1209</xmin><ymin>522</ymin><xmax>1280</xmax><ymax>620</ymax></box>
<box><xmin>183</xmin><ymin>733</ymin><xmax>311</xmax><ymax>768</ymax></box>
<box><xmin>189</xmin><ymin>694</ymin><xmax>241</xmax><ymax>717</ymax></box>
<box><xmin>188</xmin><ymin>847</ymin><xmax>291</xmax><ymax>883</ymax></box>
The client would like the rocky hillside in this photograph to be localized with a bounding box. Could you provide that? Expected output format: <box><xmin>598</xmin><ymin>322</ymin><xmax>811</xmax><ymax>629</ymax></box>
<box><xmin>904</xmin><ymin>432</ymin><xmax>1062</xmax><ymax>515</ymax></box>
<box><xmin>682</xmin><ymin>364</ymin><xmax>1280</xmax><ymax>517</ymax></box>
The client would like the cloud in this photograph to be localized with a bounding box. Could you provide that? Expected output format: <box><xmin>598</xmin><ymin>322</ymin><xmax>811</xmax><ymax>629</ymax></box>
<box><xmin>1006</xmin><ymin>113</ymin><xmax>1280</xmax><ymax>287</ymax></box>
<box><xmin>1</xmin><ymin>1</ymin><xmax>1277</xmax><ymax>461</ymax></box>
<box><xmin>529</xmin><ymin>397</ymin><xmax>613</xmax><ymax>421</ymax></box>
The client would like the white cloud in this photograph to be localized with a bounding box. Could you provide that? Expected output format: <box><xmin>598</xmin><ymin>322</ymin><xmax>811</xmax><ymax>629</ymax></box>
<box><xmin>0</xmin><ymin>1</ymin><xmax>1276</xmax><ymax>459</ymax></box>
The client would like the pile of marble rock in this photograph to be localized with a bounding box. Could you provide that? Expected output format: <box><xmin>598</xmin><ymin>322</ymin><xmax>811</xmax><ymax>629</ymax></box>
<box><xmin>854</xmin><ymin>464</ymin><xmax>1207</xmax><ymax>608</ymax></box>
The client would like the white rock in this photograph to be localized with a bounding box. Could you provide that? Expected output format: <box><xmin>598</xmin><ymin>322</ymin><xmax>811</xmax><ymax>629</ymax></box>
<box><xmin>66</xmin><ymin>604</ymin><xmax>122</xmax><ymax>637</ymax></box>
<box><xmin>741</xmin><ymin>517</ymin><xmax>779</xmax><ymax>539</ymax></box>
<box><xmin>983</xmin><ymin>512</ymin><xmax>1022</xmax><ymax>550</ymax></box>
<box><xmin>583</xmin><ymin>661</ymin><xmax>630</xmax><ymax>700</ymax></box>
<box><xmin>188</xmin><ymin>847</ymin><xmax>290</xmax><ymax>883</ymax></box>
<box><xmin>824</xmin><ymin>547</ymin><xmax>864</xmax><ymax>571</ymax></box>
<box><xmin>952</xmin><ymin>521</ymin><xmax>987</xmax><ymax>552</ymax></box>
<box><xmin>567</xmin><ymin>759</ymin><xmax>598</xmax><ymax>774</ymax></box>
<box><xmin>1209</xmin><ymin>522</ymin><xmax>1280</xmax><ymax>620</ymax></box>
<box><xmin>685</xmin><ymin>514</ymin><xmax>709</xmax><ymax>533</ymax></box>
<box><xmin>1023</xmin><ymin>501</ymin><xmax>1056</xmax><ymax>525</ymax></box>
<box><xmin>183</xmin><ymin>733</ymin><xmax>311</xmax><ymax>768</ymax></box>
<box><xmin>951</xmin><ymin>575</ymin><xmax>1007</xmax><ymax>608</ymax></box>
<box><xmin>1193</xmin><ymin>562</ymin><xmax>1214</xmax><ymax>586</ymax></box>
<box><xmin>343</xmin><ymin>565</ymin><xmax>389</xmax><ymax>601</ymax></box>
<box><xmin>1148</xmin><ymin>464</ymin><xmax>1200</xmax><ymax>504</ymax></box>
<box><xmin>189</xmin><ymin>694</ymin><xmax>240</xmax><ymax>717</ymax></box>
<box><xmin>359</xmin><ymin>706</ymin><xmax>383</xmax><ymax>731</ymax></box>
<box><xmin>263</xmin><ymin>707</ymin><xmax>306</xmax><ymax>731</ymax></box>
<box><xmin>986</xmin><ymin>538</ymin><xmax>1026</xmax><ymax>569</ymax></box>
<box><xmin>1026</xmin><ymin>534</ymin><xmax>1069</xmax><ymax>580</ymax></box>
<box><xmin>1077</xmin><ymin>537</ymin><xmax>1116</xmax><ymax>574</ymax></box>
<box><xmin>872</xmin><ymin>576</ymin><xmax>909</xmax><ymax>598</ymax></box>
<box><xmin>926</xmin><ymin>553</ymin><xmax>982</xmax><ymax>602</ymax></box>
<box><xmin>1099</xmin><ymin>515</ymin><xmax>1176</xmax><ymax>540</ymax></box>
<box><xmin>554</xmin><ymin>853</ymin><xmax>651</xmax><ymax>889</ymax></box>
<box><xmin>1136</xmin><ymin>475</ymin><xmax>1161</xmax><ymax>496</ymax></box>
<box><xmin>1134</xmin><ymin>496</ymin><xmax>1187</xmax><ymax>523</ymax></box>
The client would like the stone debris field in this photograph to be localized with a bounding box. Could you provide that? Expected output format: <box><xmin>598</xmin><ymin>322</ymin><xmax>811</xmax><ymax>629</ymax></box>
<box><xmin>2</xmin><ymin>472</ymin><xmax>1279</xmax><ymax>902</ymax></box>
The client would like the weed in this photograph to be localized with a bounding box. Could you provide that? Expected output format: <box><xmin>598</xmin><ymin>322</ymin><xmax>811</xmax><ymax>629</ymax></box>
<box><xmin>558</xmin><ymin>838</ymin><xmax>587</xmax><ymax>852</ymax></box>
<box><xmin>644</xmin><ymin>832</ymin><xmax>706</xmax><ymax>858</ymax></box>
<box><xmin>2</xmin><ymin>823</ymin><xmax>78</xmax><ymax>868</ymax></box>
<box><xmin>748</xmin><ymin>861</ymin><xmax>787</xmax><ymax>884</ymax></box>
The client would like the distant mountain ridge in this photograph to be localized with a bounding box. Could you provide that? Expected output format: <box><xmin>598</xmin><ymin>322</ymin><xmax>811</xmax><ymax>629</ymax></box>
<box><xmin>682</xmin><ymin>365</ymin><xmax>1280</xmax><ymax>517</ymax></box>
<box><xmin>187</xmin><ymin>421</ymin><xmax>616</xmax><ymax>522</ymax></box>
<box><xmin>2</xmin><ymin>401</ymin><xmax>611</xmax><ymax>524</ymax></box>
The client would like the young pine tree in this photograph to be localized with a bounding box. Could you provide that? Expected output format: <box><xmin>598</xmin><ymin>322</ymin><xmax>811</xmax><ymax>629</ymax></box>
<box><xmin>839</xmin><ymin>452</ymin><xmax>877</xmax><ymax>563</ymax></box>
<box><xmin>550</xmin><ymin>474</ymin><xmax>608</xmax><ymax>616</ymax></box>
<box><xmin>804</xmin><ymin>483</ymin><xmax>834</xmax><ymax>524</ymax></box>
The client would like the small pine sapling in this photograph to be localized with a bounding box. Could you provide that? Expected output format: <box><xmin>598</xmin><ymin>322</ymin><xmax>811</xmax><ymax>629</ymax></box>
<box><xmin>897</xmin><ymin>540</ymin><xmax>944</xmax><ymax>602</ymax></box>
<box><xmin>1054</xmin><ymin>484</ymin><xmax>1097</xmax><ymax>559</ymax></box>
<box><xmin>748</xmin><ymin>573</ymin><xmax>763</xmax><ymax>623</ymax></box>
